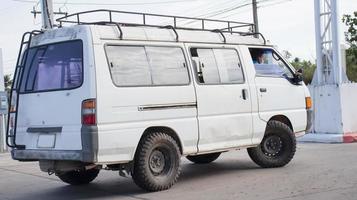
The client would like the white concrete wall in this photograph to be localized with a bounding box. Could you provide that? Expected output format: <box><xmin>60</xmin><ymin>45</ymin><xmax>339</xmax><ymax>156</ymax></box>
<box><xmin>340</xmin><ymin>83</ymin><xmax>357</xmax><ymax>134</ymax></box>
<box><xmin>308</xmin><ymin>83</ymin><xmax>357</xmax><ymax>135</ymax></box>
<box><xmin>308</xmin><ymin>85</ymin><xmax>343</xmax><ymax>134</ymax></box>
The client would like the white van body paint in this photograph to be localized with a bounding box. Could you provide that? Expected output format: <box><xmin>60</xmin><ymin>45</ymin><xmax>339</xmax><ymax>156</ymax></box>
<box><xmin>10</xmin><ymin>24</ymin><xmax>310</xmax><ymax>165</ymax></box>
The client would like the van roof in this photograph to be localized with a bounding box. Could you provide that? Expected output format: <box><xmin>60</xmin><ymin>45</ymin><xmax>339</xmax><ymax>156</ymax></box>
<box><xmin>32</xmin><ymin>9</ymin><xmax>269</xmax><ymax>47</ymax></box>
<box><xmin>92</xmin><ymin>25</ymin><xmax>266</xmax><ymax>45</ymax></box>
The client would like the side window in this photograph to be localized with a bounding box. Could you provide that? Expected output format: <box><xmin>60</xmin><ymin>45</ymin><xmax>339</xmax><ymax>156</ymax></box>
<box><xmin>146</xmin><ymin>47</ymin><xmax>189</xmax><ymax>85</ymax></box>
<box><xmin>191</xmin><ymin>48</ymin><xmax>244</xmax><ymax>84</ymax></box>
<box><xmin>214</xmin><ymin>49</ymin><xmax>244</xmax><ymax>83</ymax></box>
<box><xmin>105</xmin><ymin>45</ymin><xmax>189</xmax><ymax>86</ymax></box>
<box><xmin>106</xmin><ymin>46</ymin><xmax>152</xmax><ymax>86</ymax></box>
<box><xmin>249</xmin><ymin>48</ymin><xmax>295</xmax><ymax>79</ymax></box>
<box><xmin>196</xmin><ymin>49</ymin><xmax>221</xmax><ymax>84</ymax></box>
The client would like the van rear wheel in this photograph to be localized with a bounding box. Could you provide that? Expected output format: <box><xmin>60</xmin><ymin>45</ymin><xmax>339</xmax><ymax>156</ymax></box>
<box><xmin>56</xmin><ymin>168</ymin><xmax>100</xmax><ymax>185</ymax></box>
<box><xmin>186</xmin><ymin>153</ymin><xmax>221</xmax><ymax>164</ymax></box>
<box><xmin>247</xmin><ymin>120</ymin><xmax>296</xmax><ymax>168</ymax></box>
<box><xmin>132</xmin><ymin>132</ymin><xmax>181</xmax><ymax>192</ymax></box>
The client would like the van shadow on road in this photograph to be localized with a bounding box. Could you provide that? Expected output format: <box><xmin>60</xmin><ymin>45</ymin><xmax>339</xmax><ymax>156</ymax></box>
<box><xmin>13</xmin><ymin>160</ymin><xmax>262</xmax><ymax>200</ymax></box>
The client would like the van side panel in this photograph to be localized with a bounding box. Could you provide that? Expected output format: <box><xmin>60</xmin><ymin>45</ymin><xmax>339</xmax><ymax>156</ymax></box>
<box><xmin>254</xmin><ymin>77</ymin><xmax>307</xmax><ymax>130</ymax></box>
<box><xmin>93</xmin><ymin>41</ymin><xmax>199</xmax><ymax>164</ymax></box>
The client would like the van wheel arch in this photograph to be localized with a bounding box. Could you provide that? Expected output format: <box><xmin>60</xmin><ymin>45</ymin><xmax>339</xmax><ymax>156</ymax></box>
<box><xmin>138</xmin><ymin>126</ymin><xmax>183</xmax><ymax>155</ymax></box>
<box><xmin>268</xmin><ymin>115</ymin><xmax>293</xmax><ymax>132</ymax></box>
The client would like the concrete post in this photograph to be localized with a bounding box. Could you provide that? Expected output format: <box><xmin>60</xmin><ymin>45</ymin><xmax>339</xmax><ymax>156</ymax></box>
<box><xmin>252</xmin><ymin>0</ymin><xmax>259</xmax><ymax>34</ymax></box>
<box><xmin>301</xmin><ymin>0</ymin><xmax>357</xmax><ymax>143</ymax></box>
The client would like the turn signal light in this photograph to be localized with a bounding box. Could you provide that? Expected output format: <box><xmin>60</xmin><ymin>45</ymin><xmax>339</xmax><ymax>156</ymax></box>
<box><xmin>305</xmin><ymin>97</ymin><xmax>312</xmax><ymax>110</ymax></box>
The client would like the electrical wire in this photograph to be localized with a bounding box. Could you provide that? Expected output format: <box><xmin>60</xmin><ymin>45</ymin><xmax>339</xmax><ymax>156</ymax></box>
<box><xmin>160</xmin><ymin>0</ymin><xmax>245</xmax><ymax>25</ymax></box>
<box><xmin>217</xmin><ymin>0</ymin><xmax>293</xmax><ymax>20</ymax></box>
<box><xmin>192</xmin><ymin>0</ymin><xmax>293</xmax><ymax>20</ymax></box>
<box><xmin>181</xmin><ymin>0</ymin><xmax>251</xmax><ymax>26</ymax></box>
<box><xmin>12</xmin><ymin>0</ymin><xmax>197</xmax><ymax>6</ymax></box>
<box><xmin>194</xmin><ymin>0</ymin><xmax>251</xmax><ymax>18</ymax></box>
<box><xmin>184</xmin><ymin>0</ymin><xmax>245</xmax><ymax>18</ymax></box>
<box><xmin>258</xmin><ymin>0</ymin><xmax>292</xmax><ymax>9</ymax></box>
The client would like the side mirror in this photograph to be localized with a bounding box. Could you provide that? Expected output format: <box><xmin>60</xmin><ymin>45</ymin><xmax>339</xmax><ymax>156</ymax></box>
<box><xmin>293</xmin><ymin>68</ymin><xmax>304</xmax><ymax>84</ymax></box>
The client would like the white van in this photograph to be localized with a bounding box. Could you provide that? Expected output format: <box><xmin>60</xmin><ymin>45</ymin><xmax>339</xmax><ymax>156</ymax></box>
<box><xmin>7</xmin><ymin>10</ymin><xmax>312</xmax><ymax>191</ymax></box>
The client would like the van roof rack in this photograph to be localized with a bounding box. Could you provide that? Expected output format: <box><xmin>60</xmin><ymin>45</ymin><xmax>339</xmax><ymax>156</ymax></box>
<box><xmin>56</xmin><ymin>9</ymin><xmax>266</xmax><ymax>44</ymax></box>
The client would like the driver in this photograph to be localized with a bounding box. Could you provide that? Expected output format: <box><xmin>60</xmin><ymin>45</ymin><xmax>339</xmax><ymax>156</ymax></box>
<box><xmin>251</xmin><ymin>49</ymin><xmax>265</xmax><ymax>64</ymax></box>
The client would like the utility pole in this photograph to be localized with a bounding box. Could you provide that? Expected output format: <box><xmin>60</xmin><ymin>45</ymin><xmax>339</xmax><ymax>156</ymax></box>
<box><xmin>301</xmin><ymin>0</ymin><xmax>357</xmax><ymax>143</ymax></box>
<box><xmin>40</xmin><ymin>0</ymin><xmax>54</xmax><ymax>30</ymax></box>
<box><xmin>252</xmin><ymin>0</ymin><xmax>259</xmax><ymax>33</ymax></box>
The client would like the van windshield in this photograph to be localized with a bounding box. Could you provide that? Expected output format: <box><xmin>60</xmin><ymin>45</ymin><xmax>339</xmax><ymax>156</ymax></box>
<box><xmin>19</xmin><ymin>40</ymin><xmax>83</xmax><ymax>93</ymax></box>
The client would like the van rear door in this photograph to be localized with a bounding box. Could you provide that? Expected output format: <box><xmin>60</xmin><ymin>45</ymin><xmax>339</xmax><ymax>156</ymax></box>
<box><xmin>12</xmin><ymin>40</ymin><xmax>88</xmax><ymax>152</ymax></box>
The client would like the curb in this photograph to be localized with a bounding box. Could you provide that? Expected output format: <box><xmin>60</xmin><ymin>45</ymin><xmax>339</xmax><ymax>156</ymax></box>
<box><xmin>299</xmin><ymin>133</ymin><xmax>357</xmax><ymax>143</ymax></box>
<box><xmin>343</xmin><ymin>133</ymin><xmax>357</xmax><ymax>143</ymax></box>
<box><xmin>298</xmin><ymin>133</ymin><xmax>343</xmax><ymax>143</ymax></box>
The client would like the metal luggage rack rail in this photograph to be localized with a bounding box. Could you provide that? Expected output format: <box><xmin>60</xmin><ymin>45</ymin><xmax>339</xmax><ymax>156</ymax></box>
<box><xmin>56</xmin><ymin>9</ymin><xmax>266</xmax><ymax>44</ymax></box>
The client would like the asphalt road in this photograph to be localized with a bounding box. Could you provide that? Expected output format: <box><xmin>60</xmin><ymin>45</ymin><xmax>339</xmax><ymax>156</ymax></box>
<box><xmin>0</xmin><ymin>143</ymin><xmax>356</xmax><ymax>200</ymax></box>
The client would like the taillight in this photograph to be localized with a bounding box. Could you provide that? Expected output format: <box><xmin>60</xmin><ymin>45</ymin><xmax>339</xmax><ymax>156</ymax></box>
<box><xmin>305</xmin><ymin>97</ymin><xmax>312</xmax><ymax>110</ymax></box>
<box><xmin>10</xmin><ymin>105</ymin><xmax>16</xmax><ymax>113</ymax></box>
<box><xmin>82</xmin><ymin>99</ymin><xmax>96</xmax><ymax>125</ymax></box>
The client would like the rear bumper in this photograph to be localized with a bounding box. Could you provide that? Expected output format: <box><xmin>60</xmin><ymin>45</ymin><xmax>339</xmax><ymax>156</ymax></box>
<box><xmin>11</xmin><ymin>149</ymin><xmax>95</xmax><ymax>163</ymax></box>
<box><xmin>11</xmin><ymin>125</ymin><xmax>98</xmax><ymax>163</ymax></box>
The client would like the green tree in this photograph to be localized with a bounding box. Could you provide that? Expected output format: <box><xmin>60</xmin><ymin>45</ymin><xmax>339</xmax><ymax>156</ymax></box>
<box><xmin>343</xmin><ymin>12</ymin><xmax>357</xmax><ymax>46</ymax></box>
<box><xmin>343</xmin><ymin>12</ymin><xmax>357</xmax><ymax>81</ymax></box>
<box><xmin>290</xmin><ymin>57</ymin><xmax>316</xmax><ymax>85</ymax></box>
<box><xmin>4</xmin><ymin>74</ymin><xmax>12</xmax><ymax>95</ymax></box>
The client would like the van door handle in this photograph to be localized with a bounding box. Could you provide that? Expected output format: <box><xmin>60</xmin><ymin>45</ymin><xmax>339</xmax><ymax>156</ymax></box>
<box><xmin>242</xmin><ymin>89</ymin><xmax>248</xmax><ymax>100</ymax></box>
<box><xmin>260</xmin><ymin>88</ymin><xmax>267</xmax><ymax>93</ymax></box>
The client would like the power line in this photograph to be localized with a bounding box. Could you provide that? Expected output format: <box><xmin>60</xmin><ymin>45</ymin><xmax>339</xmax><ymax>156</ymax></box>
<box><xmin>258</xmin><ymin>0</ymin><xmax>292</xmax><ymax>9</ymax></box>
<box><xmin>219</xmin><ymin>0</ymin><xmax>293</xmax><ymax>20</ymax></box>
<box><xmin>160</xmin><ymin>0</ymin><xmax>246</xmax><ymax>25</ymax></box>
<box><xmin>194</xmin><ymin>0</ymin><xmax>293</xmax><ymax>20</ymax></box>
<box><xmin>12</xmin><ymin>0</ymin><xmax>197</xmax><ymax>6</ymax></box>
<box><xmin>180</xmin><ymin>0</ymin><xmax>293</xmax><ymax>29</ymax></box>
<box><xmin>181</xmin><ymin>0</ymin><xmax>251</xmax><ymax>26</ymax></box>
<box><xmin>194</xmin><ymin>0</ymin><xmax>251</xmax><ymax>19</ymax></box>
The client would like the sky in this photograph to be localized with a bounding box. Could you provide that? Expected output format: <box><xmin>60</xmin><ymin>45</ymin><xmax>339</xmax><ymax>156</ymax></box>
<box><xmin>0</xmin><ymin>0</ymin><xmax>356</xmax><ymax>75</ymax></box>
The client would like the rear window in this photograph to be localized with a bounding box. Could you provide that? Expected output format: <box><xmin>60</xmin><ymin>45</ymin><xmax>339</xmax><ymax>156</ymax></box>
<box><xmin>20</xmin><ymin>40</ymin><xmax>83</xmax><ymax>93</ymax></box>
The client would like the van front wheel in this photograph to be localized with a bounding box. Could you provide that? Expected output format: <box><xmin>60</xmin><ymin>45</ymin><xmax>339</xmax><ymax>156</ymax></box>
<box><xmin>132</xmin><ymin>132</ymin><xmax>181</xmax><ymax>191</ymax></box>
<box><xmin>247</xmin><ymin>120</ymin><xmax>296</xmax><ymax>168</ymax></box>
<box><xmin>56</xmin><ymin>168</ymin><xmax>100</xmax><ymax>185</ymax></box>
